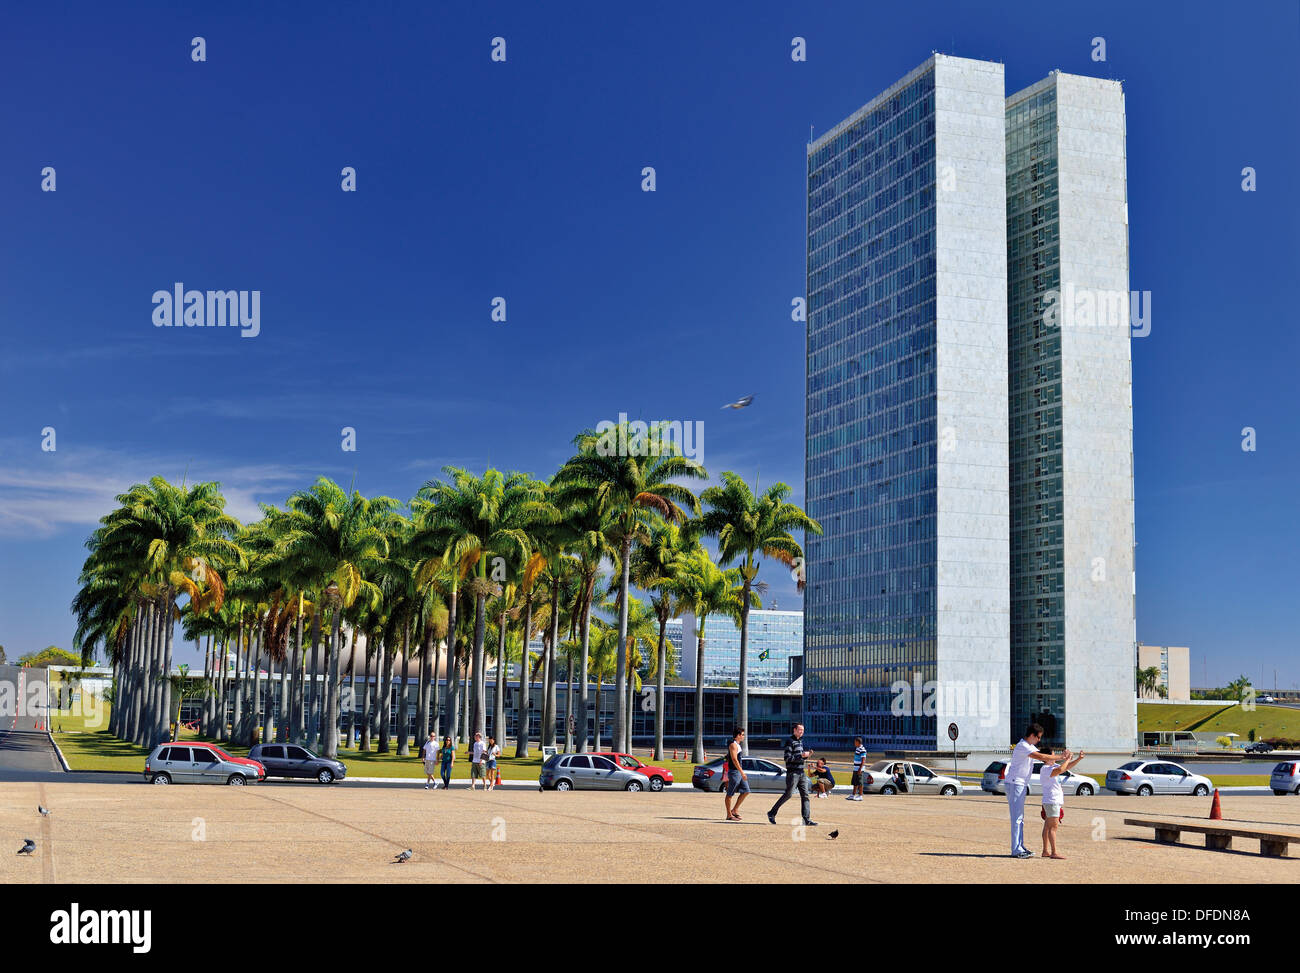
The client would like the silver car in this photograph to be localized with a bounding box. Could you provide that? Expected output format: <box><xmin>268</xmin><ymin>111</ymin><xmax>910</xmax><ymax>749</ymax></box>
<box><xmin>144</xmin><ymin>742</ymin><xmax>266</xmax><ymax>785</ymax></box>
<box><xmin>981</xmin><ymin>761</ymin><xmax>1097</xmax><ymax>796</ymax></box>
<box><xmin>1105</xmin><ymin>760</ymin><xmax>1211</xmax><ymax>796</ymax></box>
<box><xmin>691</xmin><ymin>756</ymin><xmax>790</xmax><ymax>792</ymax></box>
<box><xmin>861</xmin><ymin>760</ymin><xmax>963</xmax><ymax>796</ymax></box>
<box><xmin>1270</xmin><ymin>760</ymin><xmax>1300</xmax><ymax>795</ymax></box>
<box><xmin>539</xmin><ymin>753</ymin><xmax>650</xmax><ymax>791</ymax></box>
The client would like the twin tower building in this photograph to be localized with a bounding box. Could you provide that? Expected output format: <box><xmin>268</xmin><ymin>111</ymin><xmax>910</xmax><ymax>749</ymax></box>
<box><xmin>803</xmin><ymin>55</ymin><xmax>1136</xmax><ymax>752</ymax></box>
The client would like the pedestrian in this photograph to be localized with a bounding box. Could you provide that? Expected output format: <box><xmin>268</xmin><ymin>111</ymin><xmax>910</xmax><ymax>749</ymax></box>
<box><xmin>723</xmin><ymin>727</ymin><xmax>749</xmax><ymax>821</ymax></box>
<box><xmin>419</xmin><ymin>732</ymin><xmax>438</xmax><ymax>790</ymax></box>
<box><xmin>438</xmin><ymin>734</ymin><xmax>455</xmax><ymax>790</ymax></box>
<box><xmin>891</xmin><ymin>762</ymin><xmax>910</xmax><ymax>794</ymax></box>
<box><xmin>767</xmin><ymin>722</ymin><xmax>816</xmax><ymax>827</ymax></box>
<box><xmin>1006</xmin><ymin>723</ymin><xmax>1063</xmax><ymax>858</ymax></box>
<box><xmin>812</xmin><ymin>758</ymin><xmax>835</xmax><ymax>797</ymax></box>
<box><xmin>485</xmin><ymin>735</ymin><xmax>501</xmax><ymax>790</ymax></box>
<box><xmin>1040</xmin><ymin>746</ymin><xmax>1085</xmax><ymax>860</ymax></box>
<box><xmin>848</xmin><ymin>736</ymin><xmax>866</xmax><ymax>801</ymax></box>
<box><xmin>469</xmin><ymin>731</ymin><xmax>486</xmax><ymax>790</ymax></box>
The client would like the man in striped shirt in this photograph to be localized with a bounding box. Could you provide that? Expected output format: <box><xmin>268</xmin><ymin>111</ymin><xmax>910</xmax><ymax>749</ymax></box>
<box><xmin>848</xmin><ymin>736</ymin><xmax>867</xmax><ymax>801</ymax></box>
<box><xmin>767</xmin><ymin>723</ymin><xmax>816</xmax><ymax>827</ymax></box>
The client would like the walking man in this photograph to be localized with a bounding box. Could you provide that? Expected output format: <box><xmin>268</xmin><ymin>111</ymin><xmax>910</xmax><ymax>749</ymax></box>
<box><xmin>419</xmin><ymin>732</ymin><xmax>438</xmax><ymax>790</ymax></box>
<box><xmin>768</xmin><ymin>723</ymin><xmax>816</xmax><ymax>827</ymax></box>
<box><xmin>723</xmin><ymin>727</ymin><xmax>749</xmax><ymax>821</ymax></box>
<box><xmin>1006</xmin><ymin>723</ymin><xmax>1062</xmax><ymax>858</ymax></box>
<box><xmin>469</xmin><ymin>731</ymin><xmax>486</xmax><ymax>790</ymax></box>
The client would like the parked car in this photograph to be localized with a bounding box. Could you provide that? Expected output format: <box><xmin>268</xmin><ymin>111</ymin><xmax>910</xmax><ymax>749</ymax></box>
<box><xmin>1244</xmin><ymin>741</ymin><xmax>1274</xmax><ymax>754</ymax></box>
<box><xmin>691</xmin><ymin>756</ymin><xmax>789</xmax><ymax>792</ymax></box>
<box><xmin>860</xmin><ymin>760</ymin><xmax>962</xmax><ymax>796</ymax></box>
<box><xmin>980</xmin><ymin>760</ymin><xmax>1097</xmax><ymax>796</ymax></box>
<box><xmin>590</xmin><ymin>752</ymin><xmax>673</xmax><ymax>791</ymax></box>
<box><xmin>1104</xmin><ymin>760</ymin><xmax>1211</xmax><ymax>796</ymax></box>
<box><xmin>144</xmin><ymin>742</ymin><xmax>265</xmax><ymax>785</ymax></box>
<box><xmin>538</xmin><ymin>753</ymin><xmax>650</xmax><ymax>791</ymax></box>
<box><xmin>1270</xmin><ymin>761</ymin><xmax>1300</xmax><ymax>795</ymax></box>
<box><xmin>248</xmin><ymin>743</ymin><xmax>347</xmax><ymax>784</ymax></box>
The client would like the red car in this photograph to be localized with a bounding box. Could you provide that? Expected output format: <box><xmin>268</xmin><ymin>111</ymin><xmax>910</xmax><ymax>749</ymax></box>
<box><xmin>591</xmin><ymin>752</ymin><xmax>673</xmax><ymax>791</ymax></box>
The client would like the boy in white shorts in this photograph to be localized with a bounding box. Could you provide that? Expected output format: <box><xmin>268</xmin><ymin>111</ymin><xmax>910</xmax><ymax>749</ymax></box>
<box><xmin>1039</xmin><ymin>745</ymin><xmax>1085</xmax><ymax>860</ymax></box>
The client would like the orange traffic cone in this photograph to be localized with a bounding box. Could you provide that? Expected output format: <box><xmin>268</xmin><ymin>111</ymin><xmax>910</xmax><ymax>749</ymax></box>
<box><xmin>1209</xmin><ymin>789</ymin><xmax>1222</xmax><ymax>820</ymax></box>
<box><xmin>495</xmin><ymin>768</ymin><xmax>501</xmax><ymax>787</ymax></box>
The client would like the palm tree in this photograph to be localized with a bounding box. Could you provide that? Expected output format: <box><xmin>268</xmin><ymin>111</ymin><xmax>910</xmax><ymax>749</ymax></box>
<box><xmin>672</xmin><ymin>548</ymin><xmax>756</xmax><ymax>762</ymax></box>
<box><xmin>699</xmin><ymin>474</ymin><xmax>821</xmax><ymax>754</ymax></box>
<box><xmin>279</xmin><ymin>478</ymin><xmax>394</xmax><ymax>759</ymax></box>
<box><xmin>629</xmin><ymin>521</ymin><xmax>696</xmax><ymax>759</ymax></box>
<box><xmin>552</xmin><ymin>422</ymin><xmax>706</xmax><ymax>752</ymax></box>
<box><xmin>87</xmin><ymin>477</ymin><xmax>243</xmax><ymax>747</ymax></box>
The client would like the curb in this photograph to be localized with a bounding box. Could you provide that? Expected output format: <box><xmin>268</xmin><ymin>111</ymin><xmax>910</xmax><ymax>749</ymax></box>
<box><xmin>47</xmin><ymin>730</ymin><xmax>72</xmax><ymax>772</ymax></box>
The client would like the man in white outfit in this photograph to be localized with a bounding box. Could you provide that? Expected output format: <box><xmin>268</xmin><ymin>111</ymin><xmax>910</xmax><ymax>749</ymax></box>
<box><xmin>1006</xmin><ymin>723</ymin><xmax>1062</xmax><ymax>858</ymax></box>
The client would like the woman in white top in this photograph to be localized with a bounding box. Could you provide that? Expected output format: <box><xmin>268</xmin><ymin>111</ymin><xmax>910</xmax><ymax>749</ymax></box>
<box><xmin>1039</xmin><ymin>746</ymin><xmax>1085</xmax><ymax>860</ymax></box>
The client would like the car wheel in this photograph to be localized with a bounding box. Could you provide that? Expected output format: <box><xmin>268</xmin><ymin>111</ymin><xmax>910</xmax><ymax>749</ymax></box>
<box><xmin>625</xmin><ymin>779</ymin><xmax>644</xmax><ymax>792</ymax></box>
<box><xmin>881</xmin><ymin>785</ymin><xmax>896</xmax><ymax>795</ymax></box>
<box><xmin>317</xmin><ymin>769</ymin><xmax>335</xmax><ymax>784</ymax></box>
<box><xmin>555</xmin><ymin>779</ymin><xmax>573</xmax><ymax>792</ymax></box>
<box><xmin>1294</xmin><ymin>785</ymin><xmax>1300</xmax><ymax>796</ymax></box>
<box><xmin>227</xmin><ymin>774</ymin><xmax>248</xmax><ymax>786</ymax></box>
<box><xmin>1273</xmin><ymin>789</ymin><xmax>1286</xmax><ymax>796</ymax></box>
<box><xmin>1137</xmin><ymin>784</ymin><xmax>1153</xmax><ymax>797</ymax></box>
<box><xmin>648</xmin><ymin>776</ymin><xmax>664</xmax><ymax>792</ymax></box>
<box><xmin>1077</xmin><ymin>784</ymin><xmax>1093</xmax><ymax>796</ymax></box>
<box><xmin>1192</xmin><ymin>784</ymin><xmax>1209</xmax><ymax>797</ymax></box>
<box><xmin>151</xmin><ymin>773</ymin><xmax>171</xmax><ymax>785</ymax></box>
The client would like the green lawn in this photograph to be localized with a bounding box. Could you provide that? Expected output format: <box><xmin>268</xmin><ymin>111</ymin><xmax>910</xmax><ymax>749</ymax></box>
<box><xmin>1137</xmin><ymin>703</ymin><xmax>1233</xmax><ymax>732</ymax></box>
<box><xmin>1191</xmin><ymin>704</ymin><xmax>1298</xmax><ymax>741</ymax></box>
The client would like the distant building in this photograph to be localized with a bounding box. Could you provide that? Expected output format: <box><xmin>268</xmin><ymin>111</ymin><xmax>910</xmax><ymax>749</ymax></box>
<box><xmin>667</xmin><ymin>610</ymin><xmax>803</xmax><ymax>689</ymax></box>
<box><xmin>1137</xmin><ymin>643</ymin><xmax>1190</xmax><ymax>702</ymax></box>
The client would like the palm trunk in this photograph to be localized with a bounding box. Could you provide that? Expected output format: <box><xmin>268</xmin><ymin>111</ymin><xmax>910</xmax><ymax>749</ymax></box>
<box><xmin>360</xmin><ymin>635</ymin><xmax>374</xmax><ymax>751</ymax></box>
<box><xmin>461</xmin><ymin>653</ymin><xmax>471</xmax><ymax>741</ymax></box>
<box><xmin>613</xmin><ymin>536</ymin><xmax>632</xmax><ymax>752</ymax></box>
<box><xmin>494</xmin><ymin>611</ymin><xmax>507</xmax><ymax>741</ymax></box>
<box><xmin>396</xmin><ymin>621</ymin><xmax>412</xmax><ymax>757</ymax></box>
<box><xmin>378</xmin><ymin>640</ymin><xmax>393</xmax><ymax>753</ymax></box>
<box><xmin>278</xmin><ymin>632</ymin><xmax>292</xmax><ymax>744</ymax></box>
<box><xmin>416</xmin><ymin>625</ymin><xmax>431</xmax><ymax>745</ymax></box>
<box><xmin>738</xmin><ymin>580</ymin><xmax>750</xmax><ymax>756</ymax></box>
<box><xmin>431</xmin><ymin>633</ymin><xmax>442</xmax><ymax>740</ymax></box>
<box><xmin>654</xmin><ymin>617</ymin><xmax>668</xmax><ymax>761</ymax></box>
<box><xmin>446</xmin><ymin>639</ymin><xmax>461</xmax><ymax>746</ymax></box>
<box><xmin>231</xmin><ymin>617</ymin><xmax>244</xmax><ymax>746</ymax></box>
<box><xmin>594</xmin><ymin>673</ymin><xmax>603</xmax><ymax>751</ymax></box>
<box><xmin>472</xmin><ymin>591</ymin><xmax>488</xmax><ymax>739</ymax></box>
<box><xmin>346</xmin><ymin>629</ymin><xmax>359</xmax><ymax>748</ymax></box>
<box><xmin>564</xmin><ymin>654</ymin><xmax>575</xmax><ymax>753</ymax></box>
<box><xmin>250</xmin><ymin>615</ymin><xmax>264</xmax><ymax>745</ymax></box>
<box><xmin>514</xmin><ymin>595</ymin><xmax>532</xmax><ymax>757</ymax></box>
<box><xmin>262</xmin><ymin>644</ymin><xmax>275</xmax><ymax>746</ymax></box>
<box><xmin>306</xmin><ymin>612</ymin><xmax>322</xmax><ymax>751</ymax></box>
<box><xmin>543</xmin><ymin>576</ymin><xmax>560</xmax><ymax>748</ymax></box>
<box><xmin>692</xmin><ymin>628</ymin><xmax>706</xmax><ymax>763</ymax></box>
<box><xmin>322</xmin><ymin>607</ymin><xmax>343</xmax><ymax>759</ymax></box>
<box><xmin>578</xmin><ymin>596</ymin><xmax>592</xmax><ymax>752</ymax></box>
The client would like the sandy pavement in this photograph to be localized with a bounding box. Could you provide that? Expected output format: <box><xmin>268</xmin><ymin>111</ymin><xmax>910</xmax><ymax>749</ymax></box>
<box><xmin>2</xmin><ymin>780</ymin><xmax>1298</xmax><ymax>883</ymax></box>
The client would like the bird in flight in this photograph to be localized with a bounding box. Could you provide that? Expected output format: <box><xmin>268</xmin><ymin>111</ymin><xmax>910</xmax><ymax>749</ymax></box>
<box><xmin>721</xmin><ymin>394</ymin><xmax>754</xmax><ymax>410</ymax></box>
<box><xmin>38</xmin><ymin>806</ymin><xmax>51</xmax><ymax>816</ymax></box>
<box><xmin>392</xmin><ymin>848</ymin><xmax>413</xmax><ymax>863</ymax></box>
<box><xmin>827</xmin><ymin>830</ymin><xmax>839</xmax><ymax>840</ymax></box>
<box><xmin>17</xmin><ymin>839</ymin><xmax>36</xmax><ymax>855</ymax></box>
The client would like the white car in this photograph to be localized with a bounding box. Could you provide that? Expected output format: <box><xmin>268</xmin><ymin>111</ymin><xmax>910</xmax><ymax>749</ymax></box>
<box><xmin>1105</xmin><ymin>760</ymin><xmax>1212</xmax><ymax>796</ymax></box>
<box><xmin>1270</xmin><ymin>760</ymin><xmax>1299</xmax><ymax>795</ymax></box>
<box><xmin>981</xmin><ymin>760</ymin><xmax>1097</xmax><ymax>796</ymax></box>
<box><xmin>861</xmin><ymin>760</ymin><xmax>963</xmax><ymax>796</ymax></box>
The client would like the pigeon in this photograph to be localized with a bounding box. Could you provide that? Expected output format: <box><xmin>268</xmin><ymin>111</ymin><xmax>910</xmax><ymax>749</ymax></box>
<box><xmin>17</xmin><ymin>839</ymin><xmax>35</xmax><ymax>855</ymax></box>
<box><xmin>721</xmin><ymin>395</ymin><xmax>754</xmax><ymax>410</ymax></box>
<box><xmin>38</xmin><ymin>805</ymin><xmax>51</xmax><ymax>816</ymax></box>
<box><xmin>827</xmin><ymin>830</ymin><xmax>839</xmax><ymax>840</ymax></box>
<box><xmin>392</xmin><ymin>848</ymin><xmax>412</xmax><ymax>864</ymax></box>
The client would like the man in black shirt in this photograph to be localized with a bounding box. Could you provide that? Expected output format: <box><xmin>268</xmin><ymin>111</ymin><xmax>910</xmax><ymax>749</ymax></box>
<box><xmin>767</xmin><ymin>723</ymin><xmax>816</xmax><ymax>826</ymax></box>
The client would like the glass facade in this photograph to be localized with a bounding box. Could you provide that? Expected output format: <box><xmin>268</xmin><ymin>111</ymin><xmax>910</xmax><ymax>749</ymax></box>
<box><xmin>666</xmin><ymin>610</ymin><xmax>802</xmax><ymax>689</ymax></box>
<box><xmin>1006</xmin><ymin>84</ymin><xmax>1066</xmax><ymax>744</ymax></box>
<box><xmin>804</xmin><ymin>66</ymin><xmax>940</xmax><ymax>750</ymax></box>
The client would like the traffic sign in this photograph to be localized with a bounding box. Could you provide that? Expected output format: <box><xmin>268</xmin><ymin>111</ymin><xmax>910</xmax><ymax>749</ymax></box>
<box><xmin>947</xmin><ymin>722</ymin><xmax>959</xmax><ymax>741</ymax></box>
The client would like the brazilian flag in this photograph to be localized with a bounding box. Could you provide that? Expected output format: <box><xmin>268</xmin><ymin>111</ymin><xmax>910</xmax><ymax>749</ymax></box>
<box><xmin>758</xmin><ymin>649</ymin><xmax>770</xmax><ymax>662</ymax></box>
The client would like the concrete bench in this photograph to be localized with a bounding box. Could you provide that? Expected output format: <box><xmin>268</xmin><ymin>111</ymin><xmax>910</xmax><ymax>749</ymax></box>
<box><xmin>1124</xmin><ymin>817</ymin><xmax>1298</xmax><ymax>858</ymax></box>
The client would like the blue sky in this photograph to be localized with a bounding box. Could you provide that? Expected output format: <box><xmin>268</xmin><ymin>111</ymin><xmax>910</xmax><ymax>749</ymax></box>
<box><xmin>0</xmin><ymin>1</ymin><xmax>1296</xmax><ymax>687</ymax></box>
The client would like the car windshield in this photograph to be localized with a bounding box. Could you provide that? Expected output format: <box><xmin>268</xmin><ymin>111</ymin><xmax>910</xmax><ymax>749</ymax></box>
<box><xmin>203</xmin><ymin>747</ymin><xmax>230</xmax><ymax>761</ymax></box>
<box><xmin>617</xmin><ymin>756</ymin><xmax>641</xmax><ymax>768</ymax></box>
